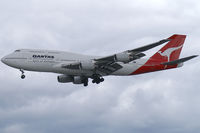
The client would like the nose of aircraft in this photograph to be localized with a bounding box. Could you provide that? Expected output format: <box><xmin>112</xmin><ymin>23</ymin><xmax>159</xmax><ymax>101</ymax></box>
<box><xmin>1</xmin><ymin>53</ymin><xmax>19</xmax><ymax>67</ymax></box>
<box><xmin>1</xmin><ymin>56</ymin><xmax>6</xmax><ymax>64</ymax></box>
<box><xmin>1</xmin><ymin>55</ymin><xmax>10</xmax><ymax>65</ymax></box>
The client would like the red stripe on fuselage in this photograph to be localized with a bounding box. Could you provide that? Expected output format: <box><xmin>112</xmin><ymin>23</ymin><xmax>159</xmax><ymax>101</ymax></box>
<box><xmin>130</xmin><ymin>60</ymin><xmax>178</xmax><ymax>75</ymax></box>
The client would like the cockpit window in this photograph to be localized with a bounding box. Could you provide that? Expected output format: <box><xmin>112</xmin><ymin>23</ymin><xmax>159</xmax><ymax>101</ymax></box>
<box><xmin>15</xmin><ymin>50</ymin><xmax>21</xmax><ymax>52</ymax></box>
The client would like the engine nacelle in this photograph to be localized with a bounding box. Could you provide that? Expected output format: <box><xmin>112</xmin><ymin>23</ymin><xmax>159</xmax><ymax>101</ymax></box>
<box><xmin>115</xmin><ymin>52</ymin><xmax>145</xmax><ymax>63</ymax></box>
<box><xmin>73</xmin><ymin>76</ymin><xmax>84</xmax><ymax>84</ymax></box>
<box><xmin>115</xmin><ymin>52</ymin><xmax>132</xmax><ymax>63</ymax></box>
<box><xmin>57</xmin><ymin>75</ymin><xmax>73</xmax><ymax>83</ymax></box>
<box><xmin>80</xmin><ymin>60</ymin><xmax>95</xmax><ymax>70</ymax></box>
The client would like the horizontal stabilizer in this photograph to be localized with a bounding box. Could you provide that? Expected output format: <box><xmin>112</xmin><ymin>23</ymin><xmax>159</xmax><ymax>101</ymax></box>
<box><xmin>162</xmin><ymin>55</ymin><xmax>198</xmax><ymax>65</ymax></box>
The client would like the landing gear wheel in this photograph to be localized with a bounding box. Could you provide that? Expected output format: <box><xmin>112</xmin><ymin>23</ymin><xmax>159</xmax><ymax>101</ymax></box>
<box><xmin>21</xmin><ymin>74</ymin><xmax>25</xmax><ymax>79</ymax></box>
<box><xmin>91</xmin><ymin>74</ymin><xmax>104</xmax><ymax>84</ymax></box>
<box><xmin>83</xmin><ymin>78</ymin><xmax>88</xmax><ymax>87</ymax></box>
<box><xmin>100</xmin><ymin>78</ymin><xmax>104</xmax><ymax>82</ymax></box>
<box><xmin>20</xmin><ymin>69</ymin><xmax>25</xmax><ymax>79</ymax></box>
<box><xmin>84</xmin><ymin>82</ymin><xmax>88</xmax><ymax>87</ymax></box>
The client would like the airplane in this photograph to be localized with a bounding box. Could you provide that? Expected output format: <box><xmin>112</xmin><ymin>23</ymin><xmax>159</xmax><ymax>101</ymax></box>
<box><xmin>1</xmin><ymin>34</ymin><xmax>198</xmax><ymax>86</ymax></box>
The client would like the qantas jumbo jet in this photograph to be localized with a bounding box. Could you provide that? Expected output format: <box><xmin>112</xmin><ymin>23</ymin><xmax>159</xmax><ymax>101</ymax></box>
<box><xmin>1</xmin><ymin>34</ymin><xmax>198</xmax><ymax>86</ymax></box>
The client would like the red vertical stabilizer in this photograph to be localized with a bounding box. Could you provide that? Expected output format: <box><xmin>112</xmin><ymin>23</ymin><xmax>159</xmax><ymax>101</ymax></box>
<box><xmin>131</xmin><ymin>34</ymin><xmax>186</xmax><ymax>75</ymax></box>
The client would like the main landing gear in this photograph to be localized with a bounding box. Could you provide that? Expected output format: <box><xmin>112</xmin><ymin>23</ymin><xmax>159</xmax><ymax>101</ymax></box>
<box><xmin>83</xmin><ymin>78</ymin><xmax>88</xmax><ymax>87</ymax></box>
<box><xmin>20</xmin><ymin>69</ymin><xmax>25</xmax><ymax>79</ymax></box>
<box><xmin>83</xmin><ymin>75</ymin><xmax>104</xmax><ymax>87</ymax></box>
<box><xmin>91</xmin><ymin>74</ymin><xmax>104</xmax><ymax>84</ymax></box>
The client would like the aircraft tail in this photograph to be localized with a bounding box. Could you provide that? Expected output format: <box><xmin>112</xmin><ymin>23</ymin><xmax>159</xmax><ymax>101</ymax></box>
<box><xmin>149</xmin><ymin>34</ymin><xmax>186</xmax><ymax>63</ymax></box>
<box><xmin>131</xmin><ymin>34</ymin><xmax>198</xmax><ymax>75</ymax></box>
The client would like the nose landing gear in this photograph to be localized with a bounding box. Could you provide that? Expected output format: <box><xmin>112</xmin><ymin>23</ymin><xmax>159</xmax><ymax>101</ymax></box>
<box><xmin>21</xmin><ymin>74</ymin><xmax>25</xmax><ymax>79</ymax></box>
<box><xmin>20</xmin><ymin>69</ymin><xmax>25</xmax><ymax>79</ymax></box>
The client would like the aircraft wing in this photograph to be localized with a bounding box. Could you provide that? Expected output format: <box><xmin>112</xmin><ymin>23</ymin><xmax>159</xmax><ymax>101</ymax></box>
<box><xmin>95</xmin><ymin>62</ymin><xmax>123</xmax><ymax>75</ymax></box>
<box><xmin>59</xmin><ymin>37</ymin><xmax>170</xmax><ymax>75</ymax></box>
<box><xmin>60</xmin><ymin>61</ymin><xmax>123</xmax><ymax>75</ymax></box>
<box><xmin>94</xmin><ymin>37</ymin><xmax>170</xmax><ymax>64</ymax></box>
<box><xmin>127</xmin><ymin>38</ymin><xmax>170</xmax><ymax>53</ymax></box>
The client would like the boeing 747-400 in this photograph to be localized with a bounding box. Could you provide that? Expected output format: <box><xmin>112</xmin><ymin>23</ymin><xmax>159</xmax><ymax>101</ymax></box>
<box><xmin>1</xmin><ymin>34</ymin><xmax>198</xmax><ymax>86</ymax></box>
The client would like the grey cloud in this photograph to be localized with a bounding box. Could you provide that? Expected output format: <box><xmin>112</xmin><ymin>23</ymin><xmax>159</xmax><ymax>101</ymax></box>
<box><xmin>0</xmin><ymin>0</ymin><xmax>200</xmax><ymax>133</ymax></box>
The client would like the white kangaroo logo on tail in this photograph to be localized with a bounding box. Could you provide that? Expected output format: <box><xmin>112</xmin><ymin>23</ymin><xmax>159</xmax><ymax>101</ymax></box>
<box><xmin>158</xmin><ymin>45</ymin><xmax>183</xmax><ymax>62</ymax></box>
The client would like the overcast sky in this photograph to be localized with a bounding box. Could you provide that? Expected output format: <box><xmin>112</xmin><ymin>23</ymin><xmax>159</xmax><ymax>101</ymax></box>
<box><xmin>0</xmin><ymin>0</ymin><xmax>200</xmax><ymax>133</ymax></box>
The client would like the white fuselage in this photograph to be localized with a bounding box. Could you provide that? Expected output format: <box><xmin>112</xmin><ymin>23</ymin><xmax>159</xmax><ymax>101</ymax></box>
<box><xmin>1</xmin><ymin>35</ymin><xmax>194</xmax><ymax>86</ymax></box>
<box><xmin>1</xmin><ymin>49</ymin><xmax>146</xmax><ymax>76</ymax></box>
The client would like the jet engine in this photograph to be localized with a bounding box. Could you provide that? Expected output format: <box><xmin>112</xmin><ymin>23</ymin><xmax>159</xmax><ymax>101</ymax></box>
<box><xmin>73</xmin><ymin>76</ymin><xmax>85</xmax><ymax>84</ymax></box>
<box><xmin>58</xmin><ymin>75</ymin><xmax>87</xmax><ymax>85</ymax></box>
<box><xmin>57</xmin><ymin>75</ymin><xmax>73</xmax><ymax>83</ymax></box>
<box><xmin>115</xmin><ymin>52</ymin><xmax>145</xmax><ymax>63</ymax></box>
